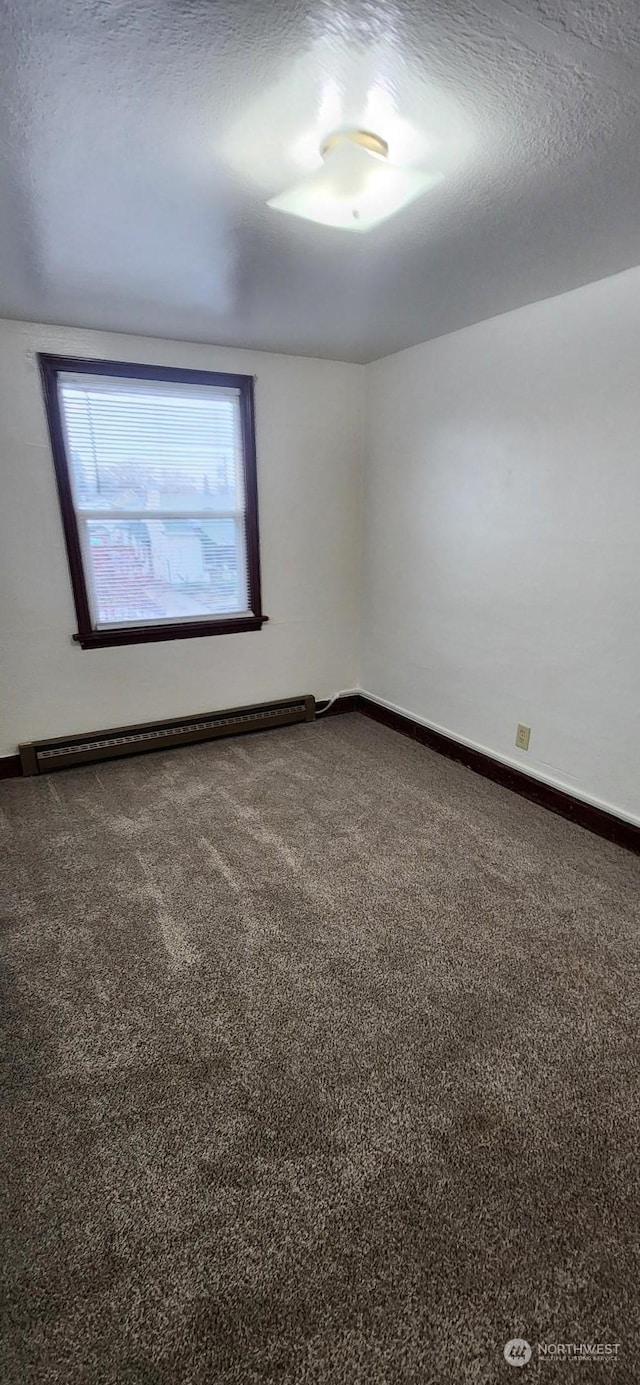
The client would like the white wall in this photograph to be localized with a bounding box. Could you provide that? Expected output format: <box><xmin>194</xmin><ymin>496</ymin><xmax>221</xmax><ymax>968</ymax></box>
<box><xmin>0</xmin><ymin>320</ymin><xmax>364</xmax><ymax>755</ymax></box>
<box><xmin>361</xmin><ymin>266</ymin><xmax>640</xmax><ymax>826</ymax></box>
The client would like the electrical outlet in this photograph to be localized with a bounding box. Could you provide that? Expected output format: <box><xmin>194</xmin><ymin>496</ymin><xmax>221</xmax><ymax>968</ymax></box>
<box><xmin>515</xmin><ymin>724</ymin><xmax>531</xmax><ymax>751</ymax></box>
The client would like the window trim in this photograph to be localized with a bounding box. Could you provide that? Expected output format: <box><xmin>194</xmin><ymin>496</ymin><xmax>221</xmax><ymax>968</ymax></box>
<box><xmin>39</xmin><ymin>354</ymin><xmax>266</xmax><ymax>649</ymax></box>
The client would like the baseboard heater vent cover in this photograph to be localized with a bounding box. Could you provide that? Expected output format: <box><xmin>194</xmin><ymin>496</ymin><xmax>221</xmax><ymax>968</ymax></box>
<box><xmin>19</xmin><ymin>696</ymin><xmax>316</xmax><ymax>775</ymax></box>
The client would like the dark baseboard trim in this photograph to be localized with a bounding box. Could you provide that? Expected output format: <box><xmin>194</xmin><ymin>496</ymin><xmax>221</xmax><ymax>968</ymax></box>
<box><xmin>358</xmin><ymin>695</ymin><xmax>640</xmax><ymax>855</ymax></box>
<box><xmin>0</xmin><ymin>755</ymin><xmax>21</xmax><ymax>780</ymax></box>
<box><xmin>316</xmin><ymin>694</ymin><xmax>361</xmax><ymax>717</ymax></box>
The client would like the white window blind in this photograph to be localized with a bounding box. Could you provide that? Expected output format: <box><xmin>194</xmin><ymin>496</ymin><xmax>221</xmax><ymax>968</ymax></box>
<box><xmin>57</xmin><ymin>373</ymin><xmax>252</xmax><ymax>629</ymax></box>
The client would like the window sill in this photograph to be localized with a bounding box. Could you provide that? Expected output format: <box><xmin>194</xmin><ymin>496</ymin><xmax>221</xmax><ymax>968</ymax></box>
<box><xmin>73</xmin><ymin>615</ymin><xmax>268</xmax><ymax>649</ymax></box>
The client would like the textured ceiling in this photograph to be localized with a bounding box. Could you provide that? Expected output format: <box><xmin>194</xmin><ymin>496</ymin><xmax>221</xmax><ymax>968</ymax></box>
<box><xmin>1</xmin><ymin>0</ymin><xmax>639</xmax><ymax>362</ymax></box>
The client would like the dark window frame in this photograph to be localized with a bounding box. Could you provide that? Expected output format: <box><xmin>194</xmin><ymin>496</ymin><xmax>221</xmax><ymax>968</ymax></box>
<box><xmin>39</xmin><ymin>354</ymin><xmax>266</xmax><ymax>649</ymax></box>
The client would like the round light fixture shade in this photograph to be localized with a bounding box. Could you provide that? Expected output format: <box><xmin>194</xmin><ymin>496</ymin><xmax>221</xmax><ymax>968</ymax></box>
<box><xmin>267</xmin><ymin>128</ymin><xmax>442</xmax><ymax>232</ymax></box>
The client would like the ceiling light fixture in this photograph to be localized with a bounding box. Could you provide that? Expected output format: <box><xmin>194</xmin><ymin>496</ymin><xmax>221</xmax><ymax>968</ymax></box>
<box><xmin>267</xmin><ymin>128</ymin><xmax>442</xmax><ymax>232</ymax></box>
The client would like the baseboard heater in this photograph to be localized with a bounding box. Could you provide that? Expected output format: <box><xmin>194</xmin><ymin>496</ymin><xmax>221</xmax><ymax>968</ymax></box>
<box><xmin>18</xmin><ymin>696</ymin><xmax>316</xmax><ymax>775</ymax></box>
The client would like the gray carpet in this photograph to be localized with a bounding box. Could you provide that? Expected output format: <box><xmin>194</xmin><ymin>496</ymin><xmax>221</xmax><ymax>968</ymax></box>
<box><xmin>1</xmin><ymin>713</ymin><xmax>639</xmax><ymax>1384</ymax></box>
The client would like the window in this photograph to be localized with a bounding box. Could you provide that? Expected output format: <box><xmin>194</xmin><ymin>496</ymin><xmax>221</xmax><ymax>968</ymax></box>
<box><xmin>39</xmin><ymin>355</ymin><xmax>265</xmax><ymax>648</ymax></box>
